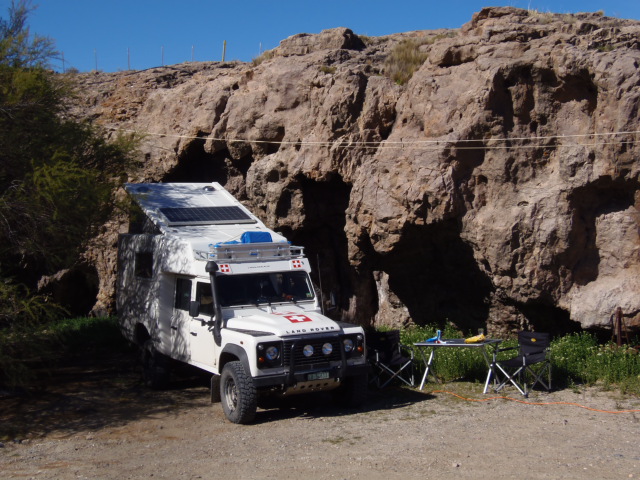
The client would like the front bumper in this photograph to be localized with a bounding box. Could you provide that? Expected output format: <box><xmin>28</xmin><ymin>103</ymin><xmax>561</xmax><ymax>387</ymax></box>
<box><xmin>253</xmin><ymin>362</ymin><xmax>368</xmax><ymax>388</ymax></box>
<box><xmin>253</xmin><ymin>332</ymin><xmax>367</xmax><ymax>389</ymax></box>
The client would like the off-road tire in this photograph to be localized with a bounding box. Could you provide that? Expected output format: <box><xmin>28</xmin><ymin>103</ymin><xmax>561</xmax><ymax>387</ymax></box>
<box><xmin>332</xmin><ymin>374</ymin><xmax>368</xmax><ymax>408</ymax></box>
<box><xmin>141</xmin><ymin>339</ymin><xmax>170</xmax><ymax>390</ymax></box>
<box><xmin>220</xmin><ymin>361</ymin><xmax>257</xmax><ymax>424</ymax></box>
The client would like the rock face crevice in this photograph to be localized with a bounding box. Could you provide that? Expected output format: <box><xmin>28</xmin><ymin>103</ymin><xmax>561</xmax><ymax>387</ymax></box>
<box><xmin>374</xmin><ymin>219</ymin><xmax>494</xmax><ymax>330</ymax></box>
<box><xmin>68</xmin><ymin>9</ymin><xmax>640</xmax><ymax>336</ymax></box>
<box><xmin>567</xmin><ymin>177</ymin><xmax>639</xmax><ymax>285</ymax></box>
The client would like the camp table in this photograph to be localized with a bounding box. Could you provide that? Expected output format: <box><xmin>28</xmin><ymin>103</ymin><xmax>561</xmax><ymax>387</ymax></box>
<box><xmin>413</xmin><ymin>338</ymin><xmax>502</xmax><ymax>393</ymax></box>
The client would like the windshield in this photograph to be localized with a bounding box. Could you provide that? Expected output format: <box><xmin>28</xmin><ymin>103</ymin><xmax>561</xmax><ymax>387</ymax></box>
<box><xmin>198</xmin><ymin>271</ymin><xmax>315</xmax><ymax>308</ymax></box>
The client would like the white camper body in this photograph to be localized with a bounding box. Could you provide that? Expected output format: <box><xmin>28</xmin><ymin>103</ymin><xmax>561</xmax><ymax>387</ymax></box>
<box><xmin>117</xmin><ymin>182</ymin><xmax>367</xmax><ymax>423</ymax></box>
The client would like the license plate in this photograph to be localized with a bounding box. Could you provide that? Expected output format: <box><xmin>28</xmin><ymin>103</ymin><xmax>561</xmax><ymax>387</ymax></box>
<box><xmin>307</xmin><ymin>371</ymin><xmax>330</xmax><ymax>381</ymax></box>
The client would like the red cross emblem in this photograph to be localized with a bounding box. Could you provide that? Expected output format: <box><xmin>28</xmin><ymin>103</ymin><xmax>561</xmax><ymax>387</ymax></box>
<box><xmin>291</xmin><ymin>259</ymin><xmax>303</xmax><ymax>269</ymax></box>
<box><xmin>284</xmin><ymin>315</ymin><xmax>312</xmax><ymax>323</ymax></box>
<box><xmin>219</xmin><ymin>264</ymin><xmax>231</xmax><ymax>273</ymax></box>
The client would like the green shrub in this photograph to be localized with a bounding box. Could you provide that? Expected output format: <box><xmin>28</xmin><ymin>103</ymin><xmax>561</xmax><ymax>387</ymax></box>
<box><xmin>550</xmin><ymin>332</ymin><xmax>640</xmax><ymax>393</ymax></box>
<box><xmin>389</xmin><ymin>326</ymin><xmax>640</xmax><ymax>394</ymax></box>
<box><xmin>584</xmin><ymin>343</ymin><xmax>640</xmax><ymax>387</ymax></box>
<box><xmin>399</xmin><ymin>324</ymin><xmax>493</xmax><ymax>382</ymax></box>
<box><xmin>549</xmin><ymin>331</ymin><xmax>598</xmax><ymax>383</ymax></box>
<box><xmin>0</xmin><ymin>316</ymin><xmax>129</xmax><ymax>387</ymax></box>
<box><xmin>41</xmin><ymin>316</ymin><xmax>127</xmax><ymax>354</ymax></box>
<box><xmin>0</xmin><ymin>3</ymin><xmax>138</xmax><ymax>387</ymax></box>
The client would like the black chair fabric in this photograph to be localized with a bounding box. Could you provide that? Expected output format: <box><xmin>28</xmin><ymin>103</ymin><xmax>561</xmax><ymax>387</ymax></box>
<box><xmin>490</xmin><ymin>331</ymin><xmax>551</xmax><ymax>397</ymax></box>
<box><xmin>367</xmin><ymin>329</ymin><xmax>414</xmax><ymax>388</ymax></box>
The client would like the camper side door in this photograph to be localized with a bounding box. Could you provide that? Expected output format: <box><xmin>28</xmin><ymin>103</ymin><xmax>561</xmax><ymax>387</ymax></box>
<box><xmin>171</xmin><ymin>277</ymin><xmax>193</xmax><ymax>362</ymax></box>
<box><xmin>188</xmin><ymin>281</ymin><xmax>219</xmax><ymax>367</ymax></box>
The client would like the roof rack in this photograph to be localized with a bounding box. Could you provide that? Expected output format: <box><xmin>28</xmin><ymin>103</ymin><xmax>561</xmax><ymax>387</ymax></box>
<box><xmin>194</xmin><ymin>242</ymin><xmax>305</xmax><ymax>263</ymax></box>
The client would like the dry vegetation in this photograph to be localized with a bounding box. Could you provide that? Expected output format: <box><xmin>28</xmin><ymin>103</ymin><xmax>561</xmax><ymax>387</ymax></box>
<box><xmin>384</xmin><ymin>32</ymin><xmax>456</xmax><ymax>85</ymax></box>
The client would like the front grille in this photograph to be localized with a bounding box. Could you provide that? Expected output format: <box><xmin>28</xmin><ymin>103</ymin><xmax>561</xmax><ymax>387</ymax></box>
<box><xmin>283</xmin><ymin>337</ymin><xmax>342</xmax><ymax>370</ymax></box>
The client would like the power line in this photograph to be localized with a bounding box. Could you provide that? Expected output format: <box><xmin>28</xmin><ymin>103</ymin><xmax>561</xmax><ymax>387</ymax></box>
<box><xmin>114</xmin><ymin>127</ymin><xmax>639</xmax><ymax>151</ymax></box>
<box><xmin>134</xmin><ymin>131</ymin><xmax>637</xmax><ymax>179</ymax></box>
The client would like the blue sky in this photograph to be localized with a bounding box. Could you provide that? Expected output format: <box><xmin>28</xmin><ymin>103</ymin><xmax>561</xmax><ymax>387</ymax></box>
<box><xmin>4</xmin><ymin>1</ymin><xmax>640</xmax><ymax>72</ymax></box>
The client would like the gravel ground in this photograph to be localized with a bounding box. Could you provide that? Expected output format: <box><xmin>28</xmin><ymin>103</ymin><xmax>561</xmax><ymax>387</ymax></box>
<box><xmin>1</xmin><ymin>352</ymin><xmax>639</xmax><ymax>480</ymax></box>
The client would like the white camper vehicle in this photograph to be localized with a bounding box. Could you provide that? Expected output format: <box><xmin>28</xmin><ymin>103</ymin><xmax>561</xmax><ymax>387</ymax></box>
<box><xmin>117</xmin><ymin>182</ymin><xmax>368</xmax><ymax>424</ymax></box>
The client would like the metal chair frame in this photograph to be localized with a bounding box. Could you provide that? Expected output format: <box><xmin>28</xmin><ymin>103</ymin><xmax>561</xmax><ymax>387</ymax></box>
<box><xmin>367</xmin><ymin>330</ymin><xmax>415</xmax><ymax>388</ymax></box>
<box><xmin>490</xmin><ymin>331</ymin><xmax>551</xmax><ymax>397</ymax></box>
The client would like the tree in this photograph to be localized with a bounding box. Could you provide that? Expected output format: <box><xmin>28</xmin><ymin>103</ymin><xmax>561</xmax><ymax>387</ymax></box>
<box><xmin>0</xmin><ymin>0</ymin><xmax>55</xmax><ymax>68</ymax></box>
<box><xmin>0</xmin><ymin>1</ymin><xmax>135</xmax><ymax>385</ymax></box>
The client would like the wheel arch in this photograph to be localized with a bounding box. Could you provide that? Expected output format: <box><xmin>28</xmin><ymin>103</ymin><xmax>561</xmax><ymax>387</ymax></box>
<box><xmin>220</xmin><ymin>344</ymin><xmax>251</xmax><ymax>375</ymax></box>
<box><xmin>134</xmin><ymin>323</ymin><xmax>151</xmax><ymax>346</ymax></box>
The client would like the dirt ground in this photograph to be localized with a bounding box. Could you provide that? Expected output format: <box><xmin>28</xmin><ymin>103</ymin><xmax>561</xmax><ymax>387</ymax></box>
<box><xmin>1</xmin><ymin>351</ymin><xmax>639</xmax><ymax>480</ymax></box>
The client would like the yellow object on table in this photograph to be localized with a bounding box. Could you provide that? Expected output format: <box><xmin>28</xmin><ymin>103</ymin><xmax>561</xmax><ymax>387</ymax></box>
<box><xmin>464</xmin><ymin>333</ymin><xmax>486</xmax><ymax>344</ymax></box>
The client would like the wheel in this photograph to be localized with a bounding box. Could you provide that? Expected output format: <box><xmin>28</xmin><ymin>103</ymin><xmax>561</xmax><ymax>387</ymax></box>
<box><xmin>141</xmin><ymin>339</ymin><xmax>170</xmax><ymax>390</ymax></box>
<box><xmin>332</xmin><ymin>374</ymin><xmax>368</xmax><ymax>408</ymax></box>
<box><xmin>220</xmin><ymin>361</ymin><xmax>257</xmax><ymax>424</ymax></box>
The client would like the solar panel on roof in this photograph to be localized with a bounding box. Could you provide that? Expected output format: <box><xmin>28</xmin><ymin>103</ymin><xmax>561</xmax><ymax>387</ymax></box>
<box><xmin>159</xmin><ymin>206</ymin><xmax>256</xmax><ymax>226</ymax></box>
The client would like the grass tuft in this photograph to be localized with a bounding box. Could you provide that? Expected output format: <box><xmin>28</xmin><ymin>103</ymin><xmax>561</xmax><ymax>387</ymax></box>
<box><xmin>384</xmin><ymin>32</ymin><xmax>456</xmax><ymax>85</ymax></box>
<box><xmin>252</xmin><ymin>49</ymin><xmax>276</xmax><ymax>66</ymax></box>
<box><xmin>1</xmin><ymin>316</ymin><xmax>130</xmax><ymax>387</ymax></box>
<box><xmin>384</xmin><ymin>39</ymin><xmax>429</xmax><ymax>85</ymax></box>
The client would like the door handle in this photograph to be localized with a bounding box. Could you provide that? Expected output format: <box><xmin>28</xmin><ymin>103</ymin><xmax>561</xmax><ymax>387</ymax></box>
<box><xmin>190</xmin><ymin>332</ymin><xmax>197</xmax><ymax>336</ymax></box>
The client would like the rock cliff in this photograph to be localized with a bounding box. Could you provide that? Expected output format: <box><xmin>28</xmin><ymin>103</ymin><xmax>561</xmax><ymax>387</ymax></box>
<box><xmin>66</xmin><ymin>7</ymin><xmax>640</xmax><ymax>336</ymax></box>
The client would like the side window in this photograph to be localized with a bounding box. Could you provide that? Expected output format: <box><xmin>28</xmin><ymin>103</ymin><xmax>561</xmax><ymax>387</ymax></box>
<box><xmin>196</xmin><ymin>282</ymin><xmax>214</xmax><ymax>316</ymax></box>
<box><xmin>134</xmin><ymin>252</ymin><xmax>153</xmax><ymax>279</ymax></box>
<box><xmin>174</xmin><ymin>278</ymin><xmax>192</xmax><ymax>310</ymax></box>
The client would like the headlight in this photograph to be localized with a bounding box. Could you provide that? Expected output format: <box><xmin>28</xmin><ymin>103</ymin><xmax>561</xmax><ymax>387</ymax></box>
<box><xmin>343</xmin><ymin>338</ymin><xmax>354</xmax><ymax>353</ymax></box>
<box><xmin>257</xmin><ymin>342</ymin><xmax>283</xmax><ymax>368</ymax></box>
<box><xmin>265</xmin><ymin>345</ymin><xmax>279</xmax><ymax>361</ymax></box>
<box><xmin>303</xmin><ymin>344</ymin><xmax>314</xmax><ymax>357</ymax></box>
<box><xmin>322</xmin><ymin>342</ymin><xmax>333</xmax><ymax>355</ymax></box>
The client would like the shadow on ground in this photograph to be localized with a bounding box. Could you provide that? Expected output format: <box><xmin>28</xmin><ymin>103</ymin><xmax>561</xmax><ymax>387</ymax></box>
<box><xmin>0</xmin><ymin>349</ymin><xmax>433</xmax><ymax>439</ymax></box>
<box><xmin>253</xmin><ymin>385</ymin><xmax>433</xmax><ymax>425</ymax></box>
<box><xmin>0</xmin><ymin>350</ymin><xmax>210</xmax><ymax>440</ymax></box>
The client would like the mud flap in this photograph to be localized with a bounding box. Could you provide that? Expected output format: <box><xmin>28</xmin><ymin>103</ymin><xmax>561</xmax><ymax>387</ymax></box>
<box><xmin>211</xmin><ymin>374</ymin><xmax>221</xmax><ymax>403</ymax></box>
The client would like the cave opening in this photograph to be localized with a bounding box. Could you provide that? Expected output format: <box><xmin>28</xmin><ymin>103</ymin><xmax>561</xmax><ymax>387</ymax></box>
<box><xmin>285</xmin><ymin>174</ymin><xmax>358</xmax><ymax>319</ymax></box>
<box><xmin>519</xmin><ymin>302</ymin><xmax>582</xmax><ymax>336</ymax></box>
<box><xmin>162</xmin><ymin>138</ymin><xmax>231</xmax><ymax>185</ymax></box>
<box><xmin>44</xmin><ymin>265</ymin><xmax>100</xmax><ymax>317</ymax></box>
<box><xmin>378</xmin><ymin>219</ymin><xmax>493</xmax><ymax>332</ymax></box>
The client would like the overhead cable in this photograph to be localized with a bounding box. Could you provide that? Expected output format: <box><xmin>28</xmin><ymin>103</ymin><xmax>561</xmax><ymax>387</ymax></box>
<box><xmin>113</xmin><ymin>127</ymin><xmax>639</xmax><ymax>151</ymax></box>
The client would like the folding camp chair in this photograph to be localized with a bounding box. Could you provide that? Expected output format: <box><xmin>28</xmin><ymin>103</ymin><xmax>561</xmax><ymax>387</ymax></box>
<box><xmin>367</xmin><ymin>330</ymin><xmax>415</xmax><ymax>388</ymax></box>
<box><xmin>489</xmin><ymin>331</ymin><xmax>551</xmax><ymax>397</ymax></box>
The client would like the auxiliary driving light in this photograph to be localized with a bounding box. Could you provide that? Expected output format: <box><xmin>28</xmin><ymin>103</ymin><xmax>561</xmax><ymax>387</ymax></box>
<box><xmin>303</xmin><ymin>344</ymin><xmax>314</xmax><ymax>357</ymax></box>
<box><xmin>322</xmin><ymin>342</ymin><xmax>333</xmax><ymax>355</ymax></box>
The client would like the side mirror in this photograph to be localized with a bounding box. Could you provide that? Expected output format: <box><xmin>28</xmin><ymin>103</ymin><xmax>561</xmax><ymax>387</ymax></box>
<box><xmin>189</xmin><ymin>301</ymin><xmax>200</xmax><ymax>318</ymax></box>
